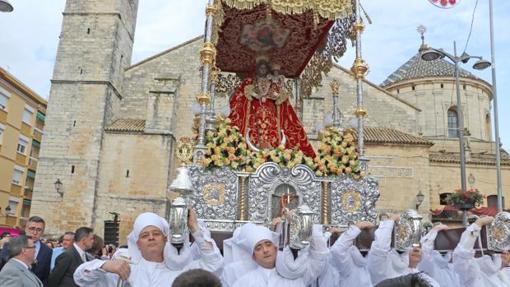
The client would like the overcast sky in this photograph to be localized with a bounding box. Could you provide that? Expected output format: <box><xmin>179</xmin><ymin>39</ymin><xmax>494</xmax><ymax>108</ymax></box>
<box><xmin>0</xmin><ymin>0</ymin><xmax>508</xmax><ymax>150</ymax></box>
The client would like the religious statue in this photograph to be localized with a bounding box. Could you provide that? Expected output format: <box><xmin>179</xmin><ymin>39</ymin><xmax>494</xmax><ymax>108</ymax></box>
<box><xmin>228</xmin><ymin>56</ymin><xmax>316</xmax><ymax>158</ymax></box>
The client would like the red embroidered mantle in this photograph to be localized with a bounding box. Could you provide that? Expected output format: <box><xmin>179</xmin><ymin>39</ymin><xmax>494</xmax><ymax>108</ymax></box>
<box><xmin>228</xmin><ymin>78</ymin><xmax>316</xmax><ymax>158</ymax></box>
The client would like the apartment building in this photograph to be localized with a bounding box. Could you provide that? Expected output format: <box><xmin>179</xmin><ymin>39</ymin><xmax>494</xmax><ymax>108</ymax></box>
<box><xmin>0</xmin><ymin>67</ymin><xmax>46</xmax><ymax>227</ymax></box>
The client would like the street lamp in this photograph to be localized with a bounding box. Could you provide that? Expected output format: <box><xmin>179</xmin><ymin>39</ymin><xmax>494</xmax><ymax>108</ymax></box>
<box><xmin>422</xmin><ymin>41</ymin><xmax>491</xmax><ymax>225</ymax></box>
<box><xmin>54</xmin><ymin>178</ymin><xmax>63</xmax><ymax>197</ymax></box>
<box><xmin>0</xmin><ymin>0</ymin><xmax>13</xmax><ymax>12</ymax></box>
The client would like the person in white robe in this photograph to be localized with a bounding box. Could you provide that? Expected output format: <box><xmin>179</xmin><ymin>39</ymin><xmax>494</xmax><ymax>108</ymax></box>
<box><xmin>222</xmin><ymin>222</ymin><xmax>328</xmax><ymax>287</ymax></box>
<box><xmin>329</xmin><ymin>221</ymin><xmax>374</xmax><ymax>287</ymax></box>
<box><xmin>74</xmin><ymin>211</ymin><xmax>223</xmax><ymax>287</ymax></box>
<box><xmin>418</xmin><ymin>223</ymin><xmax>460</xmax><ymax>287</ymax></box>
<box><xmin>367</xmin><ymin>215</ymin><xmax>438</xmax><ymax>286</ymax></box>
<box><xmin>453</xmin><ymin>216</ymin><xmax>510</xmax><ymax>287</ymax></box>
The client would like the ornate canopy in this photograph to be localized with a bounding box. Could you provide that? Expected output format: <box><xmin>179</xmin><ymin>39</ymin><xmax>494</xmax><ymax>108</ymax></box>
<box><xmin>213</xmin><ymin>0</ymin><xmax>355</xmax><ymax>95</ymax></box>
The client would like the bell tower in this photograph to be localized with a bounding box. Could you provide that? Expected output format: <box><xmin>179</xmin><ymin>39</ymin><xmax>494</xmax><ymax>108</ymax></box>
<box><xmin>31</xmin><ymin>0</ymin><xmax>139</xmax><ymax>235</ymax></box>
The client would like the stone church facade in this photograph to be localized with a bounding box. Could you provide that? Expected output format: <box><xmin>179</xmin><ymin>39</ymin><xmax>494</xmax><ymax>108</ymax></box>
<box><xmin>31</xmin><ymin>0</ymin><xmax>510</xmax><ymax>241</ymax></box>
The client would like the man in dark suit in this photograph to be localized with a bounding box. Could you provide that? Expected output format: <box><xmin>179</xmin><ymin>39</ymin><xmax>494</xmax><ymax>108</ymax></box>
<box><xmin>0</xmin><ymin>234</ymin><xmax>43</xmax><ymax>287</ymax></box>
<box><xmin>0</xmin><ymin>216</ymin><xmax>52</xmax><ymax>285</ymax></box>
<box><xmin>25</xmin><ymin>216</ymin><xmax>53</xmax><ymax>285</ymax></box>
<box><xmin>48</xmin><ymin>227</ymin><xmax>94</xmax><ymax>287</ymax></box>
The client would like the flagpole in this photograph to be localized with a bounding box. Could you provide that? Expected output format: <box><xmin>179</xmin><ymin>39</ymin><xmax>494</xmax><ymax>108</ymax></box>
<box><xmin>488</xmin><ymin>0</ymin><xmax>503</xmax><ymax>212</ymax></box>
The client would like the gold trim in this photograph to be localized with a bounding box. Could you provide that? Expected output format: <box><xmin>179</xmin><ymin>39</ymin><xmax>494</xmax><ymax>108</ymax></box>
<box><xmin>321</xmin><ymin>181</ymin><xmax>330</xmax><ymax>225</ymax></box>
<box><xmin>239</xmin><ymin>176</ymin><xmax>247</xmax><ymax>220</ymax></box>
<box><xmin>221</xmin><ymin>0</ymin><xmax>353</xmax><ymax>21</ymax></box>
<box><xmin>354</xmin><ymin>107</ymin><xmax>367</xmax><ymax>117</ymax></box>
<box><xmin>203</xmin><ymin>183</ymin><xmax>226</xmax><ymax>205</ymax></box>
<box><xmin>206</xmin><ymin>4</ymin><xmax>218</xmax><ymax>16</ymax></box>
<box><xmin>329</xmin><ymin>80</ymin><xmax>340</xmax><ymax>96</ymax></box>
<box><xmin>353</xmin><ymin>21</ymin><xmax>364</xmax><ymax>33</ymax></box>
<box><xmin>351</xmin><ymin>57</ymin><xmax>368</xmax><ymax>79</ymax></box>
<box><xmin>211</xmin><ymin>66</ymin><xmax>220</xmax><ymax>83</ymax></box>
<box><xmin>196</xmin><ymin>92</ymin><xmax>211</xmax><ymax>105</ymax></box>
<box><xmin>200</xmin><ymin>42</ymin><xmax>217</xmax><ymax>65</ymax></box>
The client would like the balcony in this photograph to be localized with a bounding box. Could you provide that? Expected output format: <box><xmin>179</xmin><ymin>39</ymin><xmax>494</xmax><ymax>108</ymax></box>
<box><xmin>15</xmin><ymin>153</ymin><xmax>27</xmax><ymax>166</ymax></box>
<box><xmin>20</xmin><ymin>122</ymin><xmax>32</xmax><ymax>137</ymax></box>
<box><xmin>24</xmin><ymin>187</ymin><xmax>33</xmax><ymax>199</ymax></box>
<box><xmin>28</xmin><ymin>157</ymin><xmax>38</xmax><ymax>170</ymax></box>
<box><xmin>33</xmin><ymin>128</ymin><xmax>43</xmax><ymax>142</ymax></box>
<box><xmin>10</xmin><ymin>184</ymin><xmax>22</xmax><ymax>196</ymax></box>
<box><xmin>0</xmin><ymin>108</ymin><xmax>6</xmax><ymax>123</ymax></box>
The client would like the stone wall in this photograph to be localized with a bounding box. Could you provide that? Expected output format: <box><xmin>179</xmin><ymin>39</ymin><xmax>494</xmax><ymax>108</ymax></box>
<box><xmin>385</xmin><ymin>77</ymin><xmax>492</xmax><ymax>141</ymax></box>
<box><xmin>364</xmin><ymin>143</ymin><xmax>432</xmax><ymax>215</ymax></box>
<box><xmin>31</xmin><ymin>0</ymin><xmax>138</xmax><ymax>236</ymax></box>
<box><xmin>94</xmin><ymin>131</ymin><xmax>173</xmax><ymax>244</ymax></box>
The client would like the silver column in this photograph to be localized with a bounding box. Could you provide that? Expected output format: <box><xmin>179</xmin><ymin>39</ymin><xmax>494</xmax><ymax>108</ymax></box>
<box><xmin>194</xmin><ymin>0</ymin><xmax>217</xmax><ymax>163</ymax></box>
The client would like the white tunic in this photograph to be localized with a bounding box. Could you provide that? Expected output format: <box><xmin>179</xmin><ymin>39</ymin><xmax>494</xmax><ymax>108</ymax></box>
<box><xmin>453</xmin><ymin>223</ymin><xmax>510</xmax><ymax>287</ymax></box>
<box><xmin>229</xmin><ymin>225</ymin><xmax>328</xmax><ymax>287</ymax></box>
<box><xmin>418</xmin><ymin>229</ymin><xmax>460</xmax><ymax>287</ymax></box>
<box><xmin>366</xmin><ymin>220</ymin><xmax>424</xmax><ymax>285</ymax></box>
<box><xmin>232</xmin><ymin>266</ymin><xmax>305</xmax><ymax>287</ymax></box>
<box><xmin>328</xmin><ymin>225</ymin><xmax>372</xmax><ymax>287</ymax></box>
<box><xmin>74</xmin><ymin>230</ymin><xmax>223</xmax><ymax>287</ymax></box>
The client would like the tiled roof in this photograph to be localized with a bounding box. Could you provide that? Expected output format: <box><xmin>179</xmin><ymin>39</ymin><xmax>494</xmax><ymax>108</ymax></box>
<box><xmin>352</xmin><ymin>127</ymin><xmax>432</xmax><ymax>145</ymax></box>
<box><xmin>381</xmin><ymin>51</ymin><xmax>480</xmax><ymax>87</ymax></box>
<box><xmin>430</xmin><ymin>152</ymin><xmax>510</xmax><ymax>166</ymax></box>
<box><xmin>105</xmin><ymin>119</ymin><xmax>145</xmax><ymax>133</ymax></box>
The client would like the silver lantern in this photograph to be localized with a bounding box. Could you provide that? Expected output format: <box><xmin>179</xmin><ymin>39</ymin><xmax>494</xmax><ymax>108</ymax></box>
<box><xmin>393</xmin><ymin>209</ymin><xmax>423</xmax><ymax>252</ymax></box>
<box><xmin>168</xmin><ymin>166</ymin><xmax>194</xmax><ymax>245</ymax></box>
<box><xmin>169</xmin><ymin>196</ymin><xmax>188</xmax><ymax>245</ymax></box>
<box><xmin>287</xmin><ymin>204</ymin><xmax>315</xmax><ymax>249</ymax></box>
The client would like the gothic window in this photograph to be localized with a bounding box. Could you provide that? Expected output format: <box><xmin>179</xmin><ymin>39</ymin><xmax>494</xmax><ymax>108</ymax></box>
<box><xmin>447</xmin><ymin>107</ymin><xmax>458</xmax><ymax>138</ymax></box>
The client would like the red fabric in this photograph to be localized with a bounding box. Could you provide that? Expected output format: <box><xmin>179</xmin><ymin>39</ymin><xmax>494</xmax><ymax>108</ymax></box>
<box><xmin>229</xmin><ymin>78</ymin><xmax>316</xmax><ymax>158</ymax></box>
<box><xmin>431</xmin><ymin>205</ymin><xmax>459</xmax><ymax>216</ymax></box>
<box><xmin>216</xmin><ymin>4</ymin><xmax>334</xmax><ymax>77</ymax></box>
<box><xmin>470</xmin><ymin>207</ymin><xmax>499</xmax><ymax>217</ymax></box>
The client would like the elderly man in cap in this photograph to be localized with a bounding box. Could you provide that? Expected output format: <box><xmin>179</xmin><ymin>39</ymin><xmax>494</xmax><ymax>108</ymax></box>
<box><xmin>453</xmin><ymin>216</ymin><xmax>510</xmax><ymax>287</ymax></box>
<box><xmin>74</xmin><ymin>210</ymin><xmax>223</xmax><ymax>286</ymax></box>
<box><xmin>222</xmin><ymin>222</ymin><xmax>328</xmax><ymax>287</ymax></box>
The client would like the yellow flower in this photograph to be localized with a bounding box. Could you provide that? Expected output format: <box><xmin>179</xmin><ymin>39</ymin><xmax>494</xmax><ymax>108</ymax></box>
<box><xmin>283</xmin><ymin>151</ymin><xmax>292</xmax><ymax>161</ymax></box>
<box><xmin>214</xmin><ymin>159</ymin><xmax>223</xmax><ymax>166</ymax></box>
<box><xmin>315</xmin><ymin>170</ymin><xmax>323</xmax><ymax>176</ymax></box>
<box><xmin>270</xmin><ymin>154</ymin><xmax>281</xmax><ymax>163</ymax></box>
<box><xmin>202</xmin><ymin>158</ymin><xmax>212</xmax><ymax>166</ymax></box>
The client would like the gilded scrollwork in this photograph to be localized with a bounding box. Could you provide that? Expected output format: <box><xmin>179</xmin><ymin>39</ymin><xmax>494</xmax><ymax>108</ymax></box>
<box><xmin>330</xmin><ymin>174</ymin><xmax>379</xmax><ymax>225</ymax></box>
<box><xmin>189</xmin><ymin>166</ymin><xmax>238</xmax><ymax>220</ymax></box>
<box><xmin>247</xmin><ymin>163</ymin><xmax>322</xmax><ymax>223</ymax></box>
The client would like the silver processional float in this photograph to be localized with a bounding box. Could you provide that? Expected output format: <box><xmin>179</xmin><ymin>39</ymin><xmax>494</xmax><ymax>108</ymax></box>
<box><xmin>166</xmin><ymin>0</ymin><xmax>510</xmax><ymax>254</ymax></box>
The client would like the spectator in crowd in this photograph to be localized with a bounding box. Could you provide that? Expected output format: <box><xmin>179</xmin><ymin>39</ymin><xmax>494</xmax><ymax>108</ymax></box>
<box><xmin>51</xmin><ymin>232</ymin><xmax>75</xmax><ymax>270</ymax></box>
<box><xmin>87</xmin><ymin>234</ymin><xmax>105</xmax><ymax>259</ymax></box>
<box><xmin>0</xmin><ymin>235</ymin><xmax>43</xmax><ymax>287</ymax></box>
<box><xmin>0</xmin><ymin>216</ymin><xmax>53</xmax><ymax>284</ymax></box>
<box><xmin>0</xmin><ymin>232</ymin><xmax>11</xmax><ymax>249</ymax></box>
<box><xmin>172</xmin><ymin>269</ymin><xmax>222</xmax><ymax>287</ymax></box>
<box><xmin>48</xmin><ymin>227</ymin><xmax>94</xmax><ymax>287</ymax></box>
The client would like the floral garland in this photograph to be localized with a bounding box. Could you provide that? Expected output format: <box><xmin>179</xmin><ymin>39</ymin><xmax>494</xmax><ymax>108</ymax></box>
<box><xmin>315</xmin><ymin>127</ymin><xmax>363</xmax><ymax>179</ymax></box>
<box><xmin>201</xmin><ymin>120</ymin><xmax>363</xmax><ymax>179</ymax></box>
<box><xmin>202</xmin><ymin>119</ymin><xmax>251</xmax><ymax>171</ymax></box>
